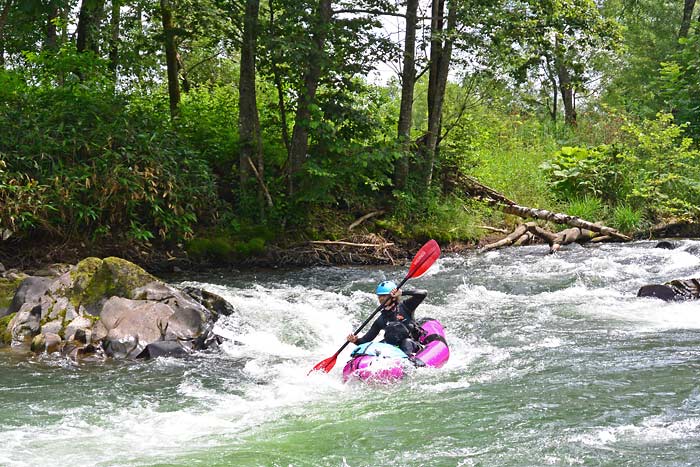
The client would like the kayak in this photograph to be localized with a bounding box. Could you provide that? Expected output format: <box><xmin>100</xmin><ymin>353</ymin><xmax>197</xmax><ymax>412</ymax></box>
<box><xmin>342</xmin><ymin>318</ymin><xmax>449</xmax><ymax>383</ymax></box>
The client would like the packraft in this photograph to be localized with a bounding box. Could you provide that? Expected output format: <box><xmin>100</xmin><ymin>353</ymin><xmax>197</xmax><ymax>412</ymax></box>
<box><xmin>342</xmin><ymin>318</ymin><xmax>449</xmax><ymax>382</ymax></box>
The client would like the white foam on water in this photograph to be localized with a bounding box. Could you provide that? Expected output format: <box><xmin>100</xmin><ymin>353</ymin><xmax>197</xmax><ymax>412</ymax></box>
<box><xmin>7</xmin><ymin>241</ymin><xmax>700</xmax><ymax>466</ymax></box>
<box><xmin>573</xmin><ymin>415</ymin><xmax>700</xmax><ymax>448</ymax></box>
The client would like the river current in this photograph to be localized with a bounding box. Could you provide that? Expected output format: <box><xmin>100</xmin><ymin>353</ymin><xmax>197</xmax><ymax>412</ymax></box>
<box><xmin>2</xmin><ymin>240</ymin><xmax>700</xmax><ymax>466</ymax></box>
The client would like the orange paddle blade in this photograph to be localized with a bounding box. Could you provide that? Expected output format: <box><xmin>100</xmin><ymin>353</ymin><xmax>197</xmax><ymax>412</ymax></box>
<box><xmin>308</xmin><ymin>354</ymin><xmax>338</xmax><ymax>375</ymax></box>
<box><xmin>307</xmin><ymin>239</ymin><xmax>440</xmax><ymax>376</ymax></box>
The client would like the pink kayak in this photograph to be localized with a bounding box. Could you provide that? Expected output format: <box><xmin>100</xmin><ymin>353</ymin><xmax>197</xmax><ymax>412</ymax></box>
<box><xmin>342</xmin><ymin>318</ymin><xmax>449</xmax><ymax>383</ymax></box>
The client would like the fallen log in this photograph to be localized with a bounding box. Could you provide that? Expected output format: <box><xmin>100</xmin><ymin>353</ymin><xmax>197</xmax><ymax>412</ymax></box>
<box><xmin>500</xmin><ymin>204</ymin><xmax>631</xmax><ymax>241</ymax></box>
<box><xmin>482</xmin><ymin>222</ymin><xmax>607</xmax><ymax>253</ymax></box>
<box><xmin>348</xmin><ymin>210</ymin><xmax>384</xmax><ymax>231</ymax></box>
<box><xmin>481</xmin><ymin>224</ymin><xmax>528</xmax><ymax>251</ymax></box>
<box><xmin>464</xmin><ymin>176</ymin><xmax>631</xmax><ymax>243</ymax></box>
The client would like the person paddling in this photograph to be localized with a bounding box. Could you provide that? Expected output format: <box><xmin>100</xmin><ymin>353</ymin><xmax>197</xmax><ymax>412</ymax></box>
<box><xmin>347</xmin><ymin>280</ymin><xmax>427</xmax><ymax>355</ymax></box>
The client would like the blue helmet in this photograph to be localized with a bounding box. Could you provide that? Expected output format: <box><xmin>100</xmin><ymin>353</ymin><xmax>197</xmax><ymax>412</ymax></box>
<box><xmin>375</xmin><ymin>280</ymin><xmax>397</xmax><ymax>295</ymax></box>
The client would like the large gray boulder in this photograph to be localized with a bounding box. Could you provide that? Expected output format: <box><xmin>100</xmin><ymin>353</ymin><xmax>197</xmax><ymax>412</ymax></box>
<box><xmin>0</xmin><ymin>257</ymin><xmax>236</xmax><ymax>360</ymax></box>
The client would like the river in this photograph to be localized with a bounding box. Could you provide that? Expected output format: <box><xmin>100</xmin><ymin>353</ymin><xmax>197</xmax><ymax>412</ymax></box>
<box><xmin>2</xmin><ymin>240</ymin><xmax>700</xmax><ymax>466</ymax></box>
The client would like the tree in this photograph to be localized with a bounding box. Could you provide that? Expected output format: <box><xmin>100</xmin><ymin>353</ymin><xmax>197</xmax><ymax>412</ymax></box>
<box><xmin>258</xmin><ymin>0</ymin><xmax>395</xmax><ymax>199</ymax></box>
<box><xmin>393</xmin><ymin>0</ymin><xmax>419</xmax><ymax>190</ymax></box>
<box><xmin>601</xmin><ymin>0</ymin><xmax>684</xmax><ymax>116</ymax></box>
<box><xmin>420</xmin><ymin>0</ymin><xmax>457</xmax><ymax>187</ymax></box>
<box><xmin>0</xmin><ymin>0</ymin><xmax>11</xmax><ymax>66</ymax></box>
<box><xmin>238</xmin><ymin>0</ymin><xmax>265</xmax><ymax>209</ymax></box>
<box><xmin>287</xmin><ymin>0</ymin><xmax>332</xmax><ymax>196</ymax></box>
<box><xmin>160</xmin><ymin>0</ymin><xmax>180</xmax><ymax>117</ymax></box>
<box><xmin>489</xmin><ymin>0</ymin><xmax>622</xmax><ymax>126</ymax></box>
<box><xmin>679</xmin><ymin>0</ymin><xmax>697</xmax><ymax>38</ymax></box>
<box><xmin>108</xmin><ymin>0</ymin><xmax>121</xmax><ymax>72</ymax></box>
<box><xmin>77</xmin><ymin>0</ymin><xmax>105</xmax><ymax>53</ymax></box>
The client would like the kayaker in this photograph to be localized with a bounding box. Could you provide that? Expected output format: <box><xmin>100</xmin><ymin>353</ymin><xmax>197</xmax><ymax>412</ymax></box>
<box><xmin>346</xmin><ymin>280</ymin><xmax>427</xmax><ymax>355</ymax></box>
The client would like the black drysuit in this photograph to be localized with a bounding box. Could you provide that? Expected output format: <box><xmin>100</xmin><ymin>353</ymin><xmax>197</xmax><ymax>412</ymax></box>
<box><xmin>355</xmin><ymin>289</ymin><xmax>427</xmax><ymax>354</ymax></box>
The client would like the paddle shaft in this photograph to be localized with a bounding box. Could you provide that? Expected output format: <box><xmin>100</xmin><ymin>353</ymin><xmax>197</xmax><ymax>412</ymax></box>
<box><xmin>309</xmin><ymin>239</ymin><xmax>440</xmax><ymax>374</ymax></box>
<box><xmin>330</xmin><ymin>274</ymin><xmax>412</xmax><ymax>359</ymax></box>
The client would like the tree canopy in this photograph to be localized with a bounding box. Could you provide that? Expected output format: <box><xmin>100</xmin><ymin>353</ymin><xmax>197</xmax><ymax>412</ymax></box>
<box><xmin>0</xmin><ymin>0</ymin><xmax>699</xmax><ymax>259</ymax></box>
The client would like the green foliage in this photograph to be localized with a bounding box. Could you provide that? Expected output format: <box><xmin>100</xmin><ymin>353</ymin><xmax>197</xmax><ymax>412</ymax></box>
<box><xmin>484</xmin><ymin>0</ymin><xmax>622</xmax><ymax>112</ymax></box>
<box><xmin>565</xmin><ymin>196</ymin><xmax>605</xmax><ymax>222</ymax></box>
<box><xmin>540</xmin><ymin>145</ymin><xmax>627</xmax><ymax>202</ymax></box>
<box><xmin>385</xmin><ymin>191</ymin><xmax>481</xmax><ymax>243</ymax></box>
<box><xmin>0</xmin><ymin>50</ymin><xmax>217</xmax><ymax>242</ymax></box>
<box><xmin>186</xmin><ymin>236</ymin><xmax>266</xmax><ymax>261</ymax></box>
<box><xmin>292</xmin><ymin>82</ymin><xmax>400</xmax><ymax>210</ymax></box>
<box><xmin>657</xmin><ymin>35</ymin><xmax>700</xmax><ymax>140</ymax></box>
<box><xmin>464</xmin><ymin>108</ymin><xmax>559</xmax><ymax>209</ymax></box>
<box><xmin>611</xmin><ymin>204</ymin><xmax>645</xmax><ymax>234</ymax></box>
<box><xmin>0</xmin><ymin>312</ymin><xmax>16</xmax><ymax>344</ymax></box>
<box><xmin>543</xmin><ymin>113</ymin><xmax>700</xmax><ymax>222</ymax></box>
<box><xmin>187</xmin><ymin>237</ymin><xmax>234</xmax><ymax>259</ymax></box>
<box><xmin>602</xmin><ymin>0</ymin><xmax>687</xmax><ymax>117</ymax></box>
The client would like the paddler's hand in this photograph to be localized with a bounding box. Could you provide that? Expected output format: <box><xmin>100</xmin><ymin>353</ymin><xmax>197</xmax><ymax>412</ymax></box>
<box><xmin>388</xmin><ymin>288</ymin><xmax>401</xmax><ymax>306</ymax></box>
<box><xmin>347</xmin><ymin>334</ymin><xmax>358</xmax><ymax>344</ymax></box>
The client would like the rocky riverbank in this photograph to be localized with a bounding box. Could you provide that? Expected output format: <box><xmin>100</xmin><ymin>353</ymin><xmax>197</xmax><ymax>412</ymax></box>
<box><xmin>0</xmin><ymin>257</ymin><xmax>236</xmax><ymax>360</ymax></box>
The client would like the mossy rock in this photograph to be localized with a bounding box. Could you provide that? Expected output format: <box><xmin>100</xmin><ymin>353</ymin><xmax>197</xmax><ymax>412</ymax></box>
<box><xmin>0</xmin><ymin>277</ymin><xmax>24</xmax><ymax>313</ymax></box>
<box><xmin>0</xmin><ymin>312</ymin><xmax>16</xmax><ymax>345</ymax></box>
<box><xmin>68</xmin><ymin>257</ymin><xmax>158</xmax><ymax>315</ymax></box>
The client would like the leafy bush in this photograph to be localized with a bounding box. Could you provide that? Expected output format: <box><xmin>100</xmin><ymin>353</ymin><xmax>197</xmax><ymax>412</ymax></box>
<box><xmin>657</xmin><ymin>35</ymin><xmax>700</xmax><ymax>140</ymax></box>
<box><xmin>0</xmin><ymin>49</ymin><xmax>218</xmax><ymax>242</ymax></box>
<box><xmin>384</xmin><ymin>191</ymin><xmax>481</xmax><ymax>242</ymax></box>
<box><xmin>540</xmin><ymin>145</ymin><xmax>628</xmax><ymax>203</ymax></box>
<box><xmin>542</xmin><ymin>113</ymin><xmax>700</xmax><ymax>222</ymax></box>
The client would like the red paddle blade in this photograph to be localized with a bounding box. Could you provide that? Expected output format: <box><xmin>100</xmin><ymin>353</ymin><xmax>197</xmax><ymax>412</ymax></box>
<box><xmin>308</xmin><ymin>354</ymin><xmax>338</xmax><ymax>375</ymax></box>
<box><xmin>407</xmin><ymin>239</ymin><xmax>441</xmax><ymax>279</ymax></box>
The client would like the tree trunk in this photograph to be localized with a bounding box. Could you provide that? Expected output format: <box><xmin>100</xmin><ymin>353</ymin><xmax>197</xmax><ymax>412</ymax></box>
<box><xmin>76</xmin><ymin>0</ymin><xmax>105</xmax><ymax>54</ymax></box>
<box><xmin>287</xmin><ymin>0</ymin><xmax>331</xmax><ymax>196</ymax></box>
<box><xmin>554</xmin><ymin>36</ymin><xmax>576</xmax><ymax>126</ymax></box>
<box><xmin>46</xmin><ymin>2</ymin><xmax>59</xmax><ymax>50</ymax></box>
<box><xmin>268</xmin><ymin>0</ymin><xmax>291</xmax><ymax>156</ymax></box>
<box><xmin>556</xmin><ymin>62</ymin><xmax>576</xmax><ymax>126</ymax></box>
<box><xmin>0</xmin><ymin>0</ymin><xmax>12</xmax><ymax>67</ymax></box>
<box><xmin>544</xmin><ymin>55</ymin><xmax>557</xmax><ymax>121</ymax></box>
<box><xmin>393</xmin><ymin>0</ymin><xmax>418</xmax><ymax>191</ymax></box>
<box><xmin>422</xmin><ymin>0</ymin><xmax>456</xmax><ymax>190</ymax></box>
<box><xmin>463</xmin><ymin>176</ymin><xmax>631</xmax><ymax>241</ymax></box>
<box><xmin>679</xmin><ymin>0</ymin><xmax>696</xmax><ymax>38</ymax></box>
<box><xmin>482</xmin><ymin>222</ymin><xmax>606</xmax><ymax>253</ymax></box>
<box><xmin>160</xmin><ymin>0</ymin><xmax>180</xmax><ymax>118</ymax></box>
<box><xmin>238</xmin><ymin>0</ymin><xmax>263</xmax><ymax>203</ymax></box>
<box><xmin>109</xmin><ymin>0</ymin><xmax>120</xmax><ymax>74</ymax></box>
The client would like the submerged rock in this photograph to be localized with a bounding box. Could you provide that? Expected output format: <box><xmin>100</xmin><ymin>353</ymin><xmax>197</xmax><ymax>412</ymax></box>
<box><xmin>0</xmin><ymin>256</ymin><xmax>236</xmax><ymax>361</ymax></box>
<box><xmin>136</xmin><ymin>340</ymin><xmax>191</xmax><ymax>359</ymax></box>
<box><xmin>638</xmin><ymin>278</ymin><xmax>700</xmax><ymax>301</ymax></box>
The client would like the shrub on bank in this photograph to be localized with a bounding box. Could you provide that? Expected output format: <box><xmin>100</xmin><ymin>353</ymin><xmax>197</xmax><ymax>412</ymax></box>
<box><xmin>0</xmin><ymin>50</ymin><xmax>218</xmax><ymax>242</ymax></box>
<box><xmin>542</xmin><ymin>113</ymin><xmax>700</xmax><ymax>224</ymax></box>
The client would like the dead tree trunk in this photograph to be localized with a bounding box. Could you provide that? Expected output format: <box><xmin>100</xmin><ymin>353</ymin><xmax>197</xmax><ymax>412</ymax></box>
<box><xmin>465</xmin><ymin>176</ymin><xmax>631</xmax><ymax>252</ymax></box>
<box><xmin>482</xmin><ymin>222</ymin><xmax>609</xmax><ymax>254</ymax></box>
<box><xmin>465</xmin><ymin>176</ymin><xmax>630</xmax><ymax>242</ymax></box>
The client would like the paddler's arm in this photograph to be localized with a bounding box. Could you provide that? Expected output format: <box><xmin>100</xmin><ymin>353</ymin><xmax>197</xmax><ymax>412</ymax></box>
<box><xmin>348</xmin><ymin>318</ymin><xmax>383</xmax><ymax>345</ymax></box>
<box><xmin>400</xmin><ymin>289</ymin><xmax>427</xmax><ymax>318</ymax></box>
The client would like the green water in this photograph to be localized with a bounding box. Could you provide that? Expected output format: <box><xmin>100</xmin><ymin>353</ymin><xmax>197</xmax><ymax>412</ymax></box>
<box><xmin>2</xmin><ymin>241</ymin><xmax>700</xmax><ymax>466</ymax></box>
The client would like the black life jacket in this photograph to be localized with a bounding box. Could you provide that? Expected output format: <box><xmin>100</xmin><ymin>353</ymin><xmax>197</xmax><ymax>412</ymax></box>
<box><xmin>383</xmin><ymin>320</ymin><xmax>423</xmax><ymax>346</ymax></box>
<box><xmin>383</xmin><ymin>321</ymin><xmax>410</xmax><ymax>346</ymax></box>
